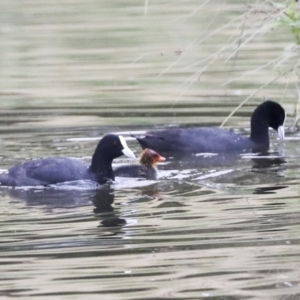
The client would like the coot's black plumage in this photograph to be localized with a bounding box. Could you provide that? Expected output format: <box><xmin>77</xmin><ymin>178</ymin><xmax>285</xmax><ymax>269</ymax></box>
<box><xmin>135</xmin><ymin>100</ymin><xmax>285</xmax><ymax>156</ymax></box>
<box><xmin>114</xmin><ymin>148</ymin><xmax>166</xmax><ymax>180</ymax></box>
<box><xmin>0</xmin><ymin>134</ymin><xmax>136</xmax><ymax>187</ymax></box>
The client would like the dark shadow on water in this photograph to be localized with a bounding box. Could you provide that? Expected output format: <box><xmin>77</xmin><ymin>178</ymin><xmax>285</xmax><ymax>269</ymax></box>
<box><xmin>253</xmin><ymin>186</ymin><xmax>288</xmax><ymax>195</ymax></box>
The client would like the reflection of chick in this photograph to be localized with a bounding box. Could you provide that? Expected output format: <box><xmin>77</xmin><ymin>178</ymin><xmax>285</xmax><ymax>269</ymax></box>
<box><xmin>114</xmin><ymin>148</ymin><xmax>166</xmax><ymax>180</ymax></box>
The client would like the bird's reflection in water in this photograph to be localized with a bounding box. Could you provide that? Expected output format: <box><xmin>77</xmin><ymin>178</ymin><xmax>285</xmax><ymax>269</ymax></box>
<box><xmin>100</xmin><ymin>217</ymin><xmax>126</xmax><ymax>227</ymax></box>
<box><xmin>2</xmin><ymin>186</ymin><xmax>94</xmax><ymax>207</ymax></box>
<box><xmin>1</xmin><ymin>181</ymin><xmax>116</xmax><ymax>211</ymax></box>
<box><xmin>91</xmin><ymin>186</ymin><xmax>128</xmax><ymax>228</ymax></box>
<box><xmin>253</xmin><ymin>185</ymin><xmax>287</xmax><ymax>195</ymax></box>
<box><xmin>249</xmin><ymin>153</ymin><xmax>288</xmax><ymax>195</ymax></box>
<box><xmin>1</xmin><ymin>183</ymin><xmax>122</xmax><ymax>228</ymax></box>
<box><xmin>0</xmin><ymin>181</ymin><xmax>161</xmax><ymax>228</ymax></box>
<box><xmin>95</xmin><ymin>184</ymin><xmax>161</xmax><ymax>228</ymax></box>
<box><xmin>92</xmin><ymin>186</ymin><xmax>115</xmax><ymax>213</ymax></box>
<box><xmin>250</xmin><ymin>152</ymin><xmax>286</xmax><ymax>176</ymax></box>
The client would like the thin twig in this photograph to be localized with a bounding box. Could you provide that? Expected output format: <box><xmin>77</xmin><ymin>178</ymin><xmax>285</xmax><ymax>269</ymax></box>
<box><xmin>225</xmin><ymin>6</ymin><xmax>287</xmax><ymax>62</ymax></box>
<box><xmin>145</xmin><ymin>0</ymin><xmax>148</xmax><ymax>16</ymax></box>
<box><xmin>220</xmin><ymin>68</ymin><xmax>294</xmax><ymax>128</ymax></box>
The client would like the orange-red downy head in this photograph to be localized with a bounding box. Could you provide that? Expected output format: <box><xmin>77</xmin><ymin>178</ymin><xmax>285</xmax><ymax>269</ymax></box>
<box><xmin>140</xmin><ymin>148</ymin><xmax>166</xmax><ymax>167</ymax></box>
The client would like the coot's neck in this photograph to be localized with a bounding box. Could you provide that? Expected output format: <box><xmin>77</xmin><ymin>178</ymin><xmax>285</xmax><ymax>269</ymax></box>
<box><xmin>89</xmin><ymin>152</ymin><xmax>114</xmax><ymax>184</ymax></box>
<box><xmin>250</xmin><ymin>111</ymin><xmax>270</xmax><ymax>150</ymax></box>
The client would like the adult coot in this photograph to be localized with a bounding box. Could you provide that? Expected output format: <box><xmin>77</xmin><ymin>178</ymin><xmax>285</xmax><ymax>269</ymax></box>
<box><xmin>0</xmin><ymin>134</ymin><xmax>136</xmax><ymax>187</ymax></box>
<box><xmin>114</xmin><ymin>148</ymin><xmax>166</xmax><ymax>180</ymax></box>
<box><xmin>135</xmin><ymin>100</ymin><xmax>285</xmax><ymax>156</ymax></box>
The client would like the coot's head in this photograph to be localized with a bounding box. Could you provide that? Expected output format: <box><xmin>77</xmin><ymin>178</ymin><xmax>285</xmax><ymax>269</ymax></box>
<box><xmin>91</xmin><ymin>134</ymin><xmax>136</xmax><ymax>165</ymax></box>
<box><xmin>251</xmin><ymin>100</ymin><xmax>285</xmax><ymax>141</ymax></box>
<box><xmin>99</xmin><ymin>134</ymin><xmax>136</xmax><ymax>160</ymax></box>
<box><xmin>89</xmin><ymin>134</ymin><xmax>135</xmax><ymax>182</ymax></box>
<box><xmin>140</xmin><ymin>148</ymin><xmax>166</xmax><ymax>167</ymax></box>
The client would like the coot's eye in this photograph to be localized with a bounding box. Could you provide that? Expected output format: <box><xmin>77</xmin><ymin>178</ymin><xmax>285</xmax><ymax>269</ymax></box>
<box><xmin>113</xmin><ymin>141</ymin><xmax>117</xmax><ymax>146</ymax></box>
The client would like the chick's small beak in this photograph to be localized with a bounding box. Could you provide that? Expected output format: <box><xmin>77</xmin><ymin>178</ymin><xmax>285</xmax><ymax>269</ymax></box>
<box><xmin>157</xmin><ymin>155</ymin><xmax>166</xmax><ymax>162</ymax></box>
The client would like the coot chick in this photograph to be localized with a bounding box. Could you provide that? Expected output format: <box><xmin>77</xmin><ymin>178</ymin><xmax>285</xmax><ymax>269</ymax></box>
<box><xmin>114</xmin><ymin>148</ymin><xmax>166</xmax><ymax>180</ymax></box>
<box><xmin>135</xmin><ymin>100</ymin><xmax>285</xmax><ymax>156</ymax></box>
<box><xmin>0</xmin><ymin>134</ymin><xmax>136</xmax><ymax>187</ymax></box>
